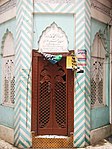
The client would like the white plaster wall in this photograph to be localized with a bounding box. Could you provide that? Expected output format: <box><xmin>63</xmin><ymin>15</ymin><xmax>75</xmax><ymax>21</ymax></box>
<box><xmin>0</xmin><ymin>125</ymin><xmax>14</xmax><ymax>144</ymax></box>
<box><xmin>90</xmin><ymin>125</ymin><xmax>112</xmax><ymax>144</ymax></box>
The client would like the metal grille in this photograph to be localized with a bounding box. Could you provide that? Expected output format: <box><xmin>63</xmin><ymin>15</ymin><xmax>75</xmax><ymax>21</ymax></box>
<box><xmin>39</xmin><ymin>70</ymin><xmax>51</xmax><ymax>128</ymax></box>
<box><xmin>55</xmin><ymin>82</ymin><xmax>66</xmax><ymax>128</ymax></box>
<box><xmin>55</xmin><ymin>68</ymin><xmax>66</xmax><ymax>128</ymax></box>
<box><xmin>91</xmin><ymin>57</ymin><xmax>104</xmax><ymax>106</ymax></box>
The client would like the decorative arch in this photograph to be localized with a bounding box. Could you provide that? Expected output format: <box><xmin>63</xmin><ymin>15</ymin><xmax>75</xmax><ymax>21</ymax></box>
<box><xmin>91</xmin><ymin>29</ymin><xmax>107</xmax><ymax>57</ymax></box>
<box><xmin>1</xmin><ymin>29</ymin><xmax>15</xmax><ymax>105</ymax></box>
<box><xmin>1</xmin><ymin>29</ymin><xmax>14</xmax><ymax>56</ymax></box>
<box><xmin>90</xmin><ymin>30</ymin><xmax>107</xmax><ymax>107</ymax></box>
<box><xmin>38</xmin><ymin>22</ymin><xmax>69</xmax><ymax>53</ymax></box>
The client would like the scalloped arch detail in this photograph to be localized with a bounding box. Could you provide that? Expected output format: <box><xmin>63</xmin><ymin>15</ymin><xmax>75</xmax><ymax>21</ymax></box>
<box><xmin>1</xmin><ymin>29</ymin><xmax>14</xmax><ymax>56</ymax></box>
<box><xmin>92</xmin><ymin>29</ymin><xmax>107</xmax><ymax>49</ymax></box>
<box><xmin>38</xmin><ymin>22</ymin><xmax>69</xmax><ymax>53</ymax></box>
<box><xmin>91</xmin><ymin>29</ymin><xmax>107</xmax><ymax>58</ymax></box>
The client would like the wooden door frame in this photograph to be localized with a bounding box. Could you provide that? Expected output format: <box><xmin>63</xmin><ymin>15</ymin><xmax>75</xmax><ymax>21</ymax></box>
<box><xmin>31</xmin><ymin>50</ymin><xmax>74</xmax><ymax>136</ymax></box>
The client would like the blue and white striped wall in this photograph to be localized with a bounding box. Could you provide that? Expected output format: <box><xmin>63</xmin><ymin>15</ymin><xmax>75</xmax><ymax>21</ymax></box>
<box><xmin>14</xmin><ymin>0</ymin><xmax>33</xmax><ymax>148</ymax></box>
<box><xmin>34</xmin><ymin>3</ymin><xmax>75</xmax><ymax>13</ymax></box>
<box><xmin>15</xmin><ymin>0</ymin><xmax>91</xmax><ymax>148</ymax></box>
<box><xmin>74</xmin><ymin>0</ymin><xmax>91</xmax><ymax>147</ymax></box>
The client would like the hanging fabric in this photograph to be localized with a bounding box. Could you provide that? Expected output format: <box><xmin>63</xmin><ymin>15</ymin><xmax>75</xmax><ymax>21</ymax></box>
<box><xmin>41</xmin><ymin>53</ymin><xmax>62</xmax><ymax>64</ymax></box>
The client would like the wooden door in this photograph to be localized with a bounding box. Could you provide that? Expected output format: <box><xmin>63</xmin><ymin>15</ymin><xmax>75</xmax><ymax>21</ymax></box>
<box><xmin>32</xmin><ymin>51</ymin><xmax>74</xmax><ymax>136</ymax></box>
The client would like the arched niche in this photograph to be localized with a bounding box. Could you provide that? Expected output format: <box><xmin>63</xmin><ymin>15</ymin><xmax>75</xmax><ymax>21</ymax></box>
<box><xmin>90</xmin><ymin>30</ymin><xmax>107</xmax><ymax>107</ymax></box>
<box><xmin>1</xmin><ymin>29</ymin><xmax>15</xmax><ymax>105</ymax></box>
<box><xmin>1</xmin><ymin>29</ymin><xmax>15</xmax><ymax>57</ymax></box>
<box><xmin>91</xmin><ymin>30</ymin><xmax>107</xmax><ymax>58</ymax></box>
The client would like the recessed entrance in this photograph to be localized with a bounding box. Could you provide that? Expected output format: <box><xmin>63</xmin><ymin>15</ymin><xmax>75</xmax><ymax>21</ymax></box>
<box><xmin>32</xmin><ymin>50</ymin><xmax>74</xmax><ymax>136</ymax></box>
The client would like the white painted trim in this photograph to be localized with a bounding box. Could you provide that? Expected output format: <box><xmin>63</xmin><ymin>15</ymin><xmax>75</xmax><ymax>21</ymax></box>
<box><xmin>0</xmin><ymin>7</ymin><xmax>16</xmax><ymax>24</ymax></box>
<box><xmin>91</xmin><ymin>7</ymin><xmax>111</xmax><ymax>24</ymax></box>
<box><xmin>0</xmin><ymin>0</ymin><xmax>10</xmax><ymax>6</ymax></box>
<box><xmin>0</xmin><ymin>125</ymin><xmax>14</xmax><ymax>144</ymax></box>
<box><xmin>90</xmin><ymin>125</ymin><xmax>112</xmax><ymax>144</ymax></box>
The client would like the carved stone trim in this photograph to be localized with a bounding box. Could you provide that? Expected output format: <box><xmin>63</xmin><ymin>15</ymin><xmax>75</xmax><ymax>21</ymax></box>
<box><xmin>0</xmin><ymin>0</ymin><xmax>16</xmax><ymax>15</ymax></box>
<box><xmin>91</xmin><ymin>0</ymin><xmax>111</xmax><ymax>17</ymax></box>
<box><xmin>0</xmin><ymin>0</ymin><xmax>10</xmax><ymax>6</ymax></box>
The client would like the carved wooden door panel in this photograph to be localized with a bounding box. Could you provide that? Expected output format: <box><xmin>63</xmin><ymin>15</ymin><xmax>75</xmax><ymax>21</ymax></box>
<box><xmin>38</xmin><ymin>58</ymin><xmax>52</xmax><ymax>134</ymax></box>
<box><xmin>32</xmin><ymin>51</ymin><xmax>74</xmax><ymax>136</ymax></box>
<box><xmin>53</xmin><ymin>60</ymin><xmax>67</xmax><ymax>135</ymax></box>
<box><xmin>38</xmin><ymin>57</ymin><xmax>67</xmax><ymax>135</ymax></box>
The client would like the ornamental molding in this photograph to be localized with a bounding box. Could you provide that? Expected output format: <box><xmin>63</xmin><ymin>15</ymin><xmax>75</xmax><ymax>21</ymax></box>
<box><xmin>0</xmin><ymin>0</ymin><xmax>10</xmax><ymax>6</ymax></box>
<box><xmin>91</xmin><ymin>0</ymin><xmax>111</xmax><ymax>17</ymax></box>
<box><xmin>1</xmin><ymin>29</ymin><xmax>13</xmax><ymax>52</ymax></box>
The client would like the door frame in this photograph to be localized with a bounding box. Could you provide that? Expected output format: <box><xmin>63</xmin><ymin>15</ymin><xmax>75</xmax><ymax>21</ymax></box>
<box><xmin>31</xmin><ymin>50</ymin><xmax>74</xmax><ymax>136</ymax></box>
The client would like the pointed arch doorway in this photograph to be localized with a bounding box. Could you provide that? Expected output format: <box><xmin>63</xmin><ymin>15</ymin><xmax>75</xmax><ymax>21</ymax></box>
<box><xmin>32</xmin><ymin>50</ymin><xmax>74</xmax><ymax>136</ymax></box>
